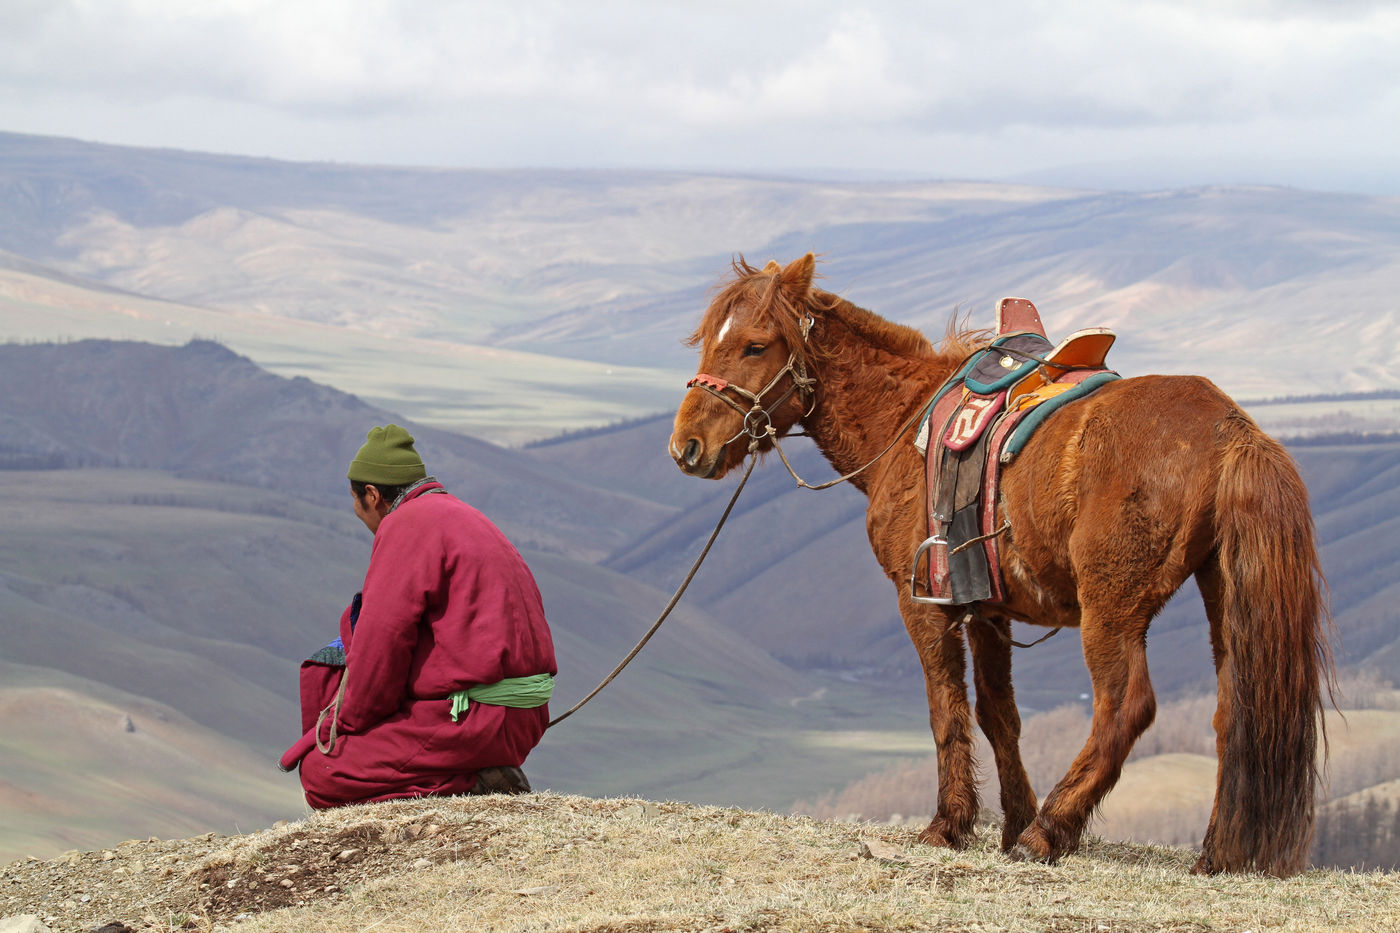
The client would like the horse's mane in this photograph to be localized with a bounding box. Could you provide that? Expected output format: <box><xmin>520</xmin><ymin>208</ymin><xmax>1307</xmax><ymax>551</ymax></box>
<box><xmin>686</xmin><ymin>256</ymin><xmax>827</xmax><ymax>353</ymax></box>
<box><xmin>689</xmin><ymin>257</ymin><xmax>992</xmax><ymax>366</ymax></box>
<box><xmin>938</xmin><ymin>312</ymin><xmax>996</xmax><ymax>363</ymax></box>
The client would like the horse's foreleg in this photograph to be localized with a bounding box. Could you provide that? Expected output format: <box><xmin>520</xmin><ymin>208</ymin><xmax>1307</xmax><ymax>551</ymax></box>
<box><xmin>904</xmin><ymin>597</ymin><xmax>979</xmax><ymax>849</ymax></box>
<box><xmin>1013</xmin><ymin>612</ymin><xmax>1156</xmax><ymax>863</ymax></box>
<box><xmin>966</xmin><ymin>616</ymin><xmax>1038</xmax><ymax>851</ymax></box>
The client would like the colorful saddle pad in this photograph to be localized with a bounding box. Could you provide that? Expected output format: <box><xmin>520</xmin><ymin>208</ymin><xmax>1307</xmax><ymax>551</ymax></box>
<box><xmin>912</xmin><ymin>298</ymin><xmax>1119</xmax><ymax>606</ymax></box>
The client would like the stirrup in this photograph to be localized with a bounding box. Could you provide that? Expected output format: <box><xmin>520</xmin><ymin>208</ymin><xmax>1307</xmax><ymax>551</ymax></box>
<box><xmin>910</xmin><ymin>535</ymin><xmax>957</xmax><ymax>606</ymax></box>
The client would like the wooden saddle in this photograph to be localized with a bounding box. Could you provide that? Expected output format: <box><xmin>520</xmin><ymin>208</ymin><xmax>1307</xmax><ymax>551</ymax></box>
<box><xmin>911</xmin><ymin>298</ymin><xmax>1119</xmax><ymax>606</ymax></box>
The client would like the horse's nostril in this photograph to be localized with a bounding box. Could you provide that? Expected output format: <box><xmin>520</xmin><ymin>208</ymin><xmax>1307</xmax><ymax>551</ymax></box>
<box><xmin>683</xmin><ymin>438</ymin><xmax>701</xmax><ymax>467</ymax></box>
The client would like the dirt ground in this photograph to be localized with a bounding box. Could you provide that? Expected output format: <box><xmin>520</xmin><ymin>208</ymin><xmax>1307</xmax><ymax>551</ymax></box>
<box><xmin>1</xmin><ymin>801</ymin><xmax>489</xmax><ymax>932</ymax></box>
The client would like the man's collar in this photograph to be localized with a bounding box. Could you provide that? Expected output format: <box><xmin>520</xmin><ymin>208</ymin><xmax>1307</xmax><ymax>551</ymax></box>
<box><xmin>386</xmin><ymin>476</ymin><xmax>445</xmax><ymax>514</ymax></box>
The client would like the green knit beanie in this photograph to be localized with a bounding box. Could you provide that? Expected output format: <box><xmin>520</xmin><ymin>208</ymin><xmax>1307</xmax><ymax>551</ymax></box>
<box><xmin>347</xmin><ymin>424</ymin><xmax>428</xmax><ymax>486</ymax></box>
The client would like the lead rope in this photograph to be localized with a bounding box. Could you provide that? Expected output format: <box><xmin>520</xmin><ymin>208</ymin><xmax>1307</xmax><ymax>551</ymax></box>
<box><xmin>546</xmin><ymin>444</ymin><xmax>760</xmax><ymax>729</ymax></box>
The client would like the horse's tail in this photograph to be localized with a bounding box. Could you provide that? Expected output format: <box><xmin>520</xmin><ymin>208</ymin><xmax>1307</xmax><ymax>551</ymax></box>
<box><xmin>1204</xmin><ymin>410</ymin><xmax>1332</xmax><ymax>876</ymax></box>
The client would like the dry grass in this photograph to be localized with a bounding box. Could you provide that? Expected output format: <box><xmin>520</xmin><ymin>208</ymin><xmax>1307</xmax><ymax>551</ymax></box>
<box><xmin>7</xmin><ymin>793</ymin><xmax>1396</xmax><ymax>933</ymax></box>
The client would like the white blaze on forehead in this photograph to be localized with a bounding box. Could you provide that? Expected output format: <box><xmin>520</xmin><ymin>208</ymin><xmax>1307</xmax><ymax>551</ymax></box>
<box><xmin>715</xmin><ymin>315</ymin><xmax>733</xmax><ymax>345</ymax></box>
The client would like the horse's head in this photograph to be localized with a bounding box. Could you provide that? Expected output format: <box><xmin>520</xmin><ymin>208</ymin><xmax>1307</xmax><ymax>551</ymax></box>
<box><xmin>670</xmin><ymin>253</ymin><xmax>818</xmax><ymax>479</ymax></box>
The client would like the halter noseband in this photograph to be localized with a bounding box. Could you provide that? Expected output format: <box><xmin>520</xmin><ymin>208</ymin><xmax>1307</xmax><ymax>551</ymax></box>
<box><xmin>686</xmin><ymin>316</ymin><xmax>817</xmax><ymax>449</ymax></box>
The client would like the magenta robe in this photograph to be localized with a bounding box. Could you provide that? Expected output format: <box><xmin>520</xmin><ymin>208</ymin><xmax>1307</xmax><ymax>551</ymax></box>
<box><xmin>281</xmin><ymin>483</ymin><xmax>556</xmax><ymax>808</ymax></box>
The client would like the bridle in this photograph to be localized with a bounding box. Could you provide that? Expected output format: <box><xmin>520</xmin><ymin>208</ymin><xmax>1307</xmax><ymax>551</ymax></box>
<box><xmin>682</xmin><ymin>311</ymin><xmax>923</xmax><ymax>491</ymax></box>
<box><xmin>685</xmin><ymin>315</ymin><xmax>817</xmax><ymax>451</ymax></box>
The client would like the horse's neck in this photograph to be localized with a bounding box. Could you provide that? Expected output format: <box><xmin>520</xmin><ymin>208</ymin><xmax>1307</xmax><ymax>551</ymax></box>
<box><xmin>799</xmin><ymin>328</ymin><xmax>954</xmax><ymax>493</ymax></box>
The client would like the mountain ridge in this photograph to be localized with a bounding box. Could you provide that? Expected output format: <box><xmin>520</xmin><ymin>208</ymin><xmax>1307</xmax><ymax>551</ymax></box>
<box><xmin>4</xmin><ymin>130</ymin><xmax>1397</xmax><ymax>405</ymax></box>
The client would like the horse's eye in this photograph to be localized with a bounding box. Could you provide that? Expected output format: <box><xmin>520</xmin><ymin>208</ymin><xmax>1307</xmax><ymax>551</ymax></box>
<box><xmin>743</xmin><ymin>343</ymin><xmax>766</xmax><ymax>357</ymax></box>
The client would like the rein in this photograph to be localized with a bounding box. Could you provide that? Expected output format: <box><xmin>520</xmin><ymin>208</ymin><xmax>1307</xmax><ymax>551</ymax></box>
<box><xmin>546</xmin><ymin>439</ymin><xmax>761</xmax><ymax>729</ymax></box>
<box><xmin>765</xmin><ymin>397</ymin><xmax>927</xmax><ymax>491</ymax></box>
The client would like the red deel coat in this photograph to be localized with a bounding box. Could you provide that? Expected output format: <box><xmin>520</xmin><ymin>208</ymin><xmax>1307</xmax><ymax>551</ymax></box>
<box><xmin>281</xmin><ymin>483</ymin><xmax>556</xmax><ymax>808</ymax></box>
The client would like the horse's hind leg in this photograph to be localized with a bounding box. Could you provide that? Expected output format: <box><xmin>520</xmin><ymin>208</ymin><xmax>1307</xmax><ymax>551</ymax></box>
<box><xmin>1013</xmin><ymin>608</ymin><xmax>1157</xmax><ymax>863</ymax></box>
<box><xmin>903</xmin><ymin>596</ymin><xmax>980</xmax><ymax>849</ymax></box>
<box><xmin>967</xmin><ymin>615</ymin><xmax>1038</xmax><ymax>850</ymax></box>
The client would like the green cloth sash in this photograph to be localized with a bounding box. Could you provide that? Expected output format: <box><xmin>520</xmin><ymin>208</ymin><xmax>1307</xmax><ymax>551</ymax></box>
<box><xmin>449</xmin><ymin>674</ymin><xmax>554</xmax><ymax>722</ymax></box>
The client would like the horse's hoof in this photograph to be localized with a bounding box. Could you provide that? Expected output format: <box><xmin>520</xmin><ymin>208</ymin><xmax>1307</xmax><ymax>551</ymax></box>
<box><xmin>1008</xmin><ymin>841</ymin><xmax>1061</xmax><ymax>865</ymax></box>
<box><xmin>916</xmin><ymin>823</ymin><xmax>968</xmax><ymax>851</ymax></box>
<box><xmin>1010</xmin><ymin>826</ymin><xmax>1063</xmax><ymax>865</ymax></box>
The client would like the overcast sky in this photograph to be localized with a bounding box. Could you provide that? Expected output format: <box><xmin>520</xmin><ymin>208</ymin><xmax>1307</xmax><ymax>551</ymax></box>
<box><xmin>1</xmin><ymin>0</ymin><xmax>1396</xmax><ymax>193</ymax></box>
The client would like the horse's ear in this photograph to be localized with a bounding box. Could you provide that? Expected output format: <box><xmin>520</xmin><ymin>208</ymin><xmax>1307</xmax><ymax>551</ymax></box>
<box><xmin>761</xmin><ymin>260</ymin><xmax>781</xmax><ymax>273</ymax></box>
<box><xmin>779</xmin><ymin>253</ymin><xmax>815</xmax><ymax>298</ymax></box>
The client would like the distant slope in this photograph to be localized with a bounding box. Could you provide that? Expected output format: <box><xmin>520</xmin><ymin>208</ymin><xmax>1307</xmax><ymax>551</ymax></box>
<box><xmin>0</xmin><ymin>471</ymin><xmax>365</xmax><ymax>751</ymax></box>
<box><xmin>2</xmin><ymin>131</ymin><xmax>1397</xmax><ymax>421</ymax></box>
<box><xmin>0</xmin><ymin>252</ymin><xmax>684</xmax><ymax>446</ymax></box>
<box><xmin>0</xmin><ymin>662</ymin><xmax>304</xmax><ymax>862</ymax></box>
<box><xmin>0</xmin><ymin>339</ymin><xmax>670</xmax><ymax>560</ymax></box>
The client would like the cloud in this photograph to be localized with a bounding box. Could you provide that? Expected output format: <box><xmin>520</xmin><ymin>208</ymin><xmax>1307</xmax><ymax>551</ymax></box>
<box><xmin>0</xmin><ymin>0</ymin><xmax>1395</xmax><ymax>187</ymax></box>
<box><xmin>639</xmin><ymin>11</ymin><xmax>920</xmax><ymax>127</ymax></box>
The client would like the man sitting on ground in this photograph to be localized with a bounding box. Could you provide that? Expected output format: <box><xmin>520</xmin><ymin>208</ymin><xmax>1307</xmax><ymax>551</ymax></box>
<box><xmin>281</xmin><ymin>424</ymin><xmax>556</xmax><ymax>807</ymax></box>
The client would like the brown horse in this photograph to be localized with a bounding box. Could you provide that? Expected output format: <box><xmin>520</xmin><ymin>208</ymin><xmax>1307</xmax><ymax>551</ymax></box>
<box><xmin>669</xmin><ymin>254</ymin><xmax>1331</xmax><ymax>877</ymax></box>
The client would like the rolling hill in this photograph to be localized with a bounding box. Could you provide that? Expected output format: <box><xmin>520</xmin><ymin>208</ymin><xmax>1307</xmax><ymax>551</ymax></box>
<box><xmin>2</xmin><ymin>131</ymin><xmax>1398</xmax><ymax>445</ymax></box>
<box><xmin>0</xmin><ymin>339</ymin><xmax>672</xmax><ymax>560</ymax></box>
<box><xmin>0</xmin><ymin>342</ymin><xmax>934</xmax><ymax>862</ymax></box>
<box><xmin>2</xmin><ymin>130</ymin><xmax>1399</xmax><ymax>866</ymax></box>
<box><xmin>0</xmin><ymin>661</ymin><xmax>303</xmax><ymax>858</ymax></box>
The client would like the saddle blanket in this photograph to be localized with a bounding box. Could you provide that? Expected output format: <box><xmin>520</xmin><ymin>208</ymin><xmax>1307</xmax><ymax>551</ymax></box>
<box><xmin>913</xmin><ymin>298</ymin><xmax>1119</xmax><ymax>606</ymax></box>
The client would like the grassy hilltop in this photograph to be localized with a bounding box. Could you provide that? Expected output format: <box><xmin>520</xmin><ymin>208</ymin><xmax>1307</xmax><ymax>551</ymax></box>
<box><xmin>4</xmin><ymin>793</ymin><xmax>1397</xmax><ymax>933</ymax></box>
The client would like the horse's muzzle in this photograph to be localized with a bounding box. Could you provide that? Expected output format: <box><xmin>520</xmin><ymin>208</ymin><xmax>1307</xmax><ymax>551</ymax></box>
<box><xmin>669</xmin><ymin>435</ymin><xmax>721</xmax><ymax>478</ymax></box>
